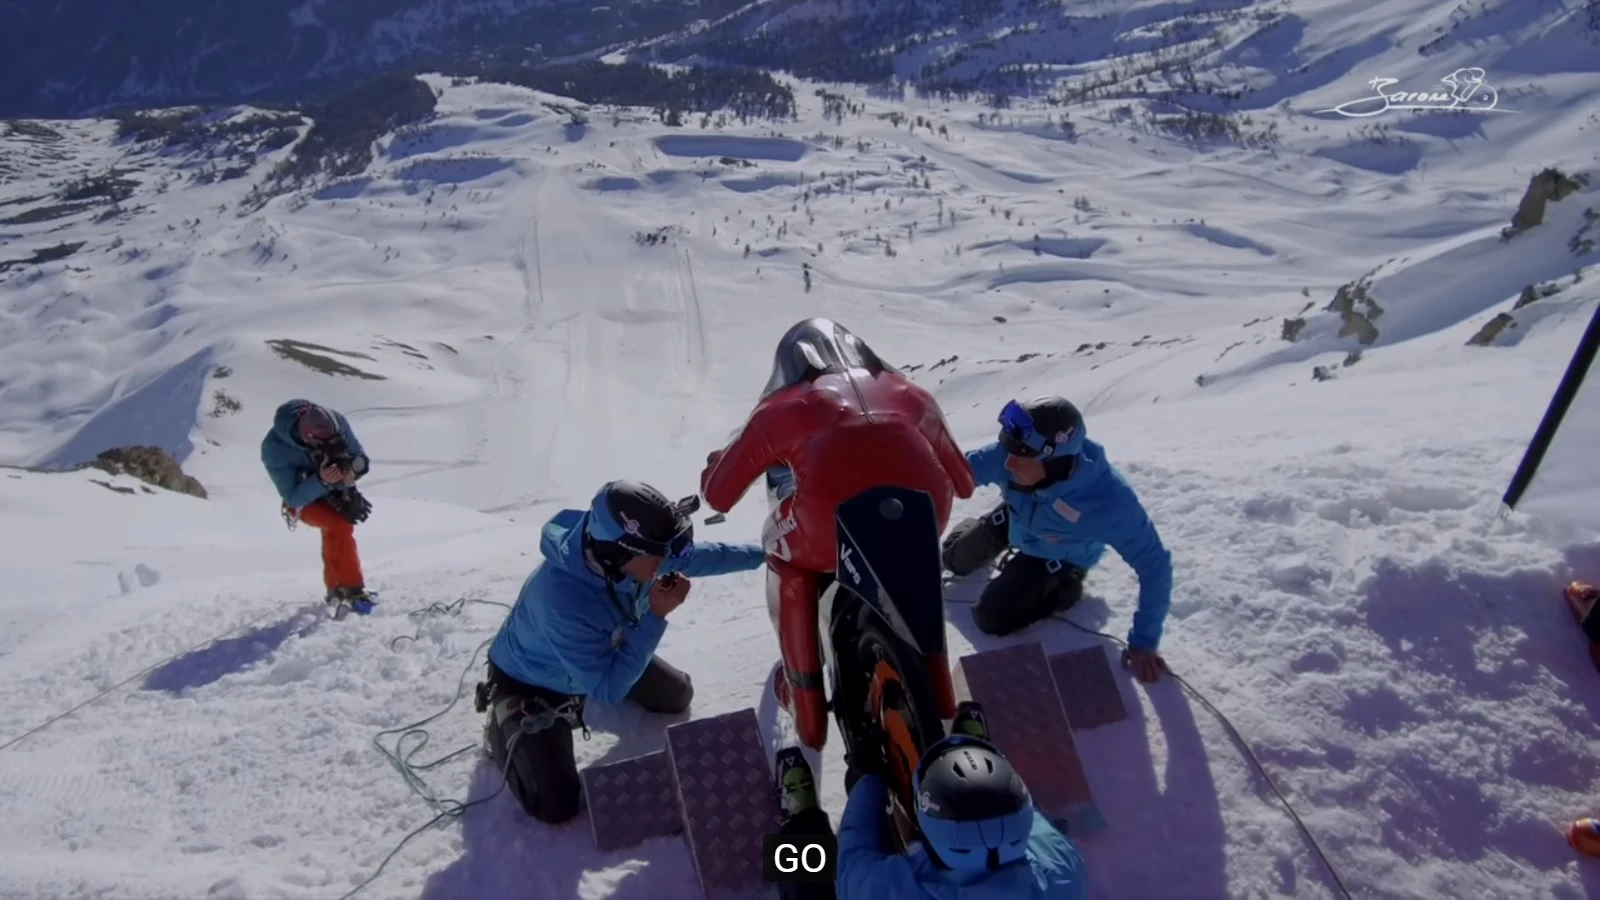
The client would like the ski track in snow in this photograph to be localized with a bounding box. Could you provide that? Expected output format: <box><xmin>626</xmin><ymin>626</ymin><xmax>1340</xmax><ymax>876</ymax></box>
<box><xmin>2</xmin><ymin>13</ymin><xmax>1600</xmax><ymax>899</ymax></box>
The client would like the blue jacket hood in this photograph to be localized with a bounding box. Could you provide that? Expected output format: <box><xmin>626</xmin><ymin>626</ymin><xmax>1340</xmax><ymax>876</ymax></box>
<box><xmin>1042</xmin><ymin>433</ymin><xmax>1107</xmax><ymax>500</ymax></box>
<box><xmin>270</xmin><ymin>402</ymin><xmax>308</xmax><ymax>450</ymax></box>
<box><xmin>539</xmin><ymin>509</ymin><xmax>657</xmax><ymax>598</ymax></box>
<box><xmin>541</xmin><ymin>510</ymin><xmax>598</xmax><ymax>581</ymax></box>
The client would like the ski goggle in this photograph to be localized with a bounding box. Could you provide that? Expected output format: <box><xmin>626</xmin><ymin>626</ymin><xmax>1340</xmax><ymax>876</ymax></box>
<box><xmin>296</xmin><ymin>404</ymin><xmax>339</xmax><ymax>445</ymax></box>
<box><xmin>618</xmin><ymin>522</ymin><xmax>693</xmax><ymax>560</ymax></box>
<box><xmin>997</xmin><ymin>400</ymin><xmax>1055</xmax><ymax>458</ymax></box>
<box><xmin>614</xmin><ymin>495</ymin><xmax>700</xmax><ymax>559</ymax></box>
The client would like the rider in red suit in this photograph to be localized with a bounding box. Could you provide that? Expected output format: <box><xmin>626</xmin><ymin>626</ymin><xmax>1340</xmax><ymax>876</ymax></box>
<box><xmin>699</xmin><ymin>318</ymin><xmax>976</xmax><ymax>750</ymax></box>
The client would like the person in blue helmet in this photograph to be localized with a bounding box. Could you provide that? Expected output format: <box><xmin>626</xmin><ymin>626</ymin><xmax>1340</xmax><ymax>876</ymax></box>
<box><xmin>479</xmin><ymin>479</ymin><xmax>766</xmax><ymax>825</ymax></box>
<box><xmin>770</xmin><ymin>702</ymin><xmax>1087</xmax><ymax>899</ymax></box>
<box><xmin>942</xmin><ymin>395</ymin><xmax>1173</xmax><ymax>683</ymax></box>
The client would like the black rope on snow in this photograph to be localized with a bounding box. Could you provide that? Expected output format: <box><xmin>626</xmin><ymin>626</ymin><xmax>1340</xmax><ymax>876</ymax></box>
<box><xmin>943</xmin><ymin>595</ymin><xmax>1356</xmax><ymax>900</ymax></box>
<box><xmin>339</xmin><ymin>596</ymin><xmax>515</xmax><ymax>900</ymax></box>
<box><xmin>354</xmin><ymin>594</ymin><xmax>1358</xmax><ymax>898</ymax></box>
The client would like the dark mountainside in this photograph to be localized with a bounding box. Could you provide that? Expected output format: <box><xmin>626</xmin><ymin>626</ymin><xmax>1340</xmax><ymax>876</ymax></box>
<box><xmin>0</xmin><ymin>0</ymin><xmax>753</xmax><ymax>118</ymax></box>
<box><xmin>637</xmin><ymin>0</ymin><xmax>1290</xmax><ymax>106</ymax></box>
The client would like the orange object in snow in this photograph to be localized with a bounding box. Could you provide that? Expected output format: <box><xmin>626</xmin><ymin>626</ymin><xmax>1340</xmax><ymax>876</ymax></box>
<box><xmin>1563</xmin><ymin>581</ymin><xmax>1600</xmax><ymax>672</ymax></box>
<box><xmin>1569</xmin><ymin>818</ymin><xmax>1600</xmax><ymax>858</ymax></box>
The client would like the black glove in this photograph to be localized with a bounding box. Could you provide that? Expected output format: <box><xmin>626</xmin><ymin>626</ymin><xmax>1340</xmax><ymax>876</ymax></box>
<box><xmin>844</xmin><ymin>713</ymin><xmax>890</xmax><ymax>790</ymax></box>
<box><xmin>312</xmin><ymin>440</ymin><xmax>368</xmax><ymax>481</ymax></box>
<box><xmin>327</xmin><ymin>487</ymin><xmax>372</xmax><ymax>524</ymax></box>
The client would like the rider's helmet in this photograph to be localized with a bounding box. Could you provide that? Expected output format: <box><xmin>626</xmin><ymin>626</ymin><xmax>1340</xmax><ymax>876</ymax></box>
<box><xmin>761</xmin><ymin>318</ymin><xmax>895</xmax><ymax>400</ymax></box>
<box><xmin>913</xmin><ymin>734</ymin><xmax>1035</xmax><ymax>872</ymax></box>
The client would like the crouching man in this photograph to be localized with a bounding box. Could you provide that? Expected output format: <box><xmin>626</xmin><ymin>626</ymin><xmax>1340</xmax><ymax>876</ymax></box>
<box><xmin>260</xmin><ymin>399</ymin><xmax>375</xmax><ymax>618</ymax></box>
<box><xmin>944</xmin><ymin>396</ymin><xmax>1174</xmax><ymax>682</ymax></box>
<box><xmin>479</xmin><ymin>480</ymin><xmax>765</xmax><ymax>824</ymax></box>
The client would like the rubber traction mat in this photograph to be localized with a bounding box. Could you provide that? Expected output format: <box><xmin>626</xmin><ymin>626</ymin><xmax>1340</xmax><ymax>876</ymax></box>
<box><xmin>1048</xmin><ymin>646</ymin><xmax>1129</xmax><ymax>732</ymax></box>
<box><xmin>666</xmin><ymin>707</ymin><xmax>781</xmax><ymax>898</ymax></box>
<box><xmin>580</xmin><ymin>749</ymin><xmax>682</xmax><ymax>852</ymax></box>
<box><xmin>954</xmin><ymin>642</ymin><xmax>1106</xmax><ymax>836</ymax></box>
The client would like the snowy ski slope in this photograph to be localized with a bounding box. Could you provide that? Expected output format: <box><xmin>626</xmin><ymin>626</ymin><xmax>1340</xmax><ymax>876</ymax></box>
<box><xmin>2</xmin><ymin>2</ymin><xmax>1600</xmax><ymax>896</ymax></box>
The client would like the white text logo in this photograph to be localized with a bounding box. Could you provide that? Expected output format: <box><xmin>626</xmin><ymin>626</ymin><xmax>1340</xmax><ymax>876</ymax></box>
<box><xmin>1318</xmin><ymin>68</ymin><xmax>1515</xmax><ymax>118</ymax></box>
<box><xmin>840</xmin><ymin>543</ymin><xmax>861</xmax><ymax>584</ymax></box>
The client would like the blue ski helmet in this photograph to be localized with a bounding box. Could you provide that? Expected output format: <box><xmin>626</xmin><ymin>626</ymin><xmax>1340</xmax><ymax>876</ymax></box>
<box><xmin>584</xmin><ymin>480</ymin><xmax>695</xmax><ymax>564</ymax></box>
<box><xmin>997</xmin><ymin>396</ymin><xmax>1084</xmax><ymax>460</ymax></box>
<box><xmin>913</xmin><ymin>734</ymin><xmax>1034</xmax><ymax>872</ymax></box>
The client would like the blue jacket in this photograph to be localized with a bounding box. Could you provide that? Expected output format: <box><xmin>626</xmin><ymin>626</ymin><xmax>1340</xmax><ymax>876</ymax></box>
<box><xmin>836</xmin><ymin>775</ymin><xmax>1087</xmax><ymax>899</ymax></box>
<box><xmin>967</xmin><ymin>433</ymin><xmax>1172</xmax><ymax>651</ymax></box>
<box><xmin>260</xmin><ymin>399</ymin><xmax>367</xmax><ymax>509</ymax></box>
<box><xmin>487</xmin><ymin>508</ymin><xmax>766</xmax><ymax>703</ymax></box>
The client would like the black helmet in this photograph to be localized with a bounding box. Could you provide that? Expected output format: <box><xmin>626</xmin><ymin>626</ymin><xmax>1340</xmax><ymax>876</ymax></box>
<box><xmin>584</xmin><ymin>480</ymin><xmax>696</xmax><ymax>577</ymax></box>
<box><xmin>761</xmin><ymin>318</ymin><xmax>894</xmax><ymax>400</ymax></box>
<box><xmin>913</xmin><ymin>735</ymin><xmax>1034</xmax><ymax>871</ymax></box>
<box><xmin>996</xmin><ymin>396</ymin><xmax>1084</xmax><ymax>460</ymax></box>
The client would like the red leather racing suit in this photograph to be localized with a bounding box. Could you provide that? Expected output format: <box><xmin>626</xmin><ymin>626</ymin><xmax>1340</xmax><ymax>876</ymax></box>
<box><xmin>700</xmin><ymin>368</ymin><xmax>975</xmax><ymax>750</ymax></box>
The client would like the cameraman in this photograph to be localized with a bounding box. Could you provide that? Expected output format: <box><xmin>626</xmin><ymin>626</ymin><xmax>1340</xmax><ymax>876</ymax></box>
<box><xmin>261</xmin><ymin>399</ymin><xmax>375</xmax><ymax>616</ymax></box>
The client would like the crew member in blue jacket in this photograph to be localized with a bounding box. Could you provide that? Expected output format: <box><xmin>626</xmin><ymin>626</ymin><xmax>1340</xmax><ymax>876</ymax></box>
<box><xmin>943</xmin><ymin>395</ymin><xmax>1173</xmax><ymax>682</ymax></box>
<box><xmin>260</xmin><ymin>399</ymin><xmax>376</xmax><ymax>617</ymax></box>
<box><xmin>771</xmin><ymin>702</ymin><xmax>1087</xmax><ymax>899</ymax></box>
<box><xmin>480</xmin><ymin>479</ymin><xmax>766</xmax><ymax>824</ymax></box>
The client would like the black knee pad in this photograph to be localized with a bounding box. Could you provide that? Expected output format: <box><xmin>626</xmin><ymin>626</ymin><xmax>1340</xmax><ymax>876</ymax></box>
<box><xmin>940</xmin><ymin>517</ymin><xmax>979</xmax><ymax>572</ymax></box>
<box><xmin>943</xmin><ymin>505</ymin><xmax>1010</xmax><ymax>576</ymax></box>
<box><xmin>658</xmin><ymin>675</ymin><xmax>694</xmax><ymax>715</ymax></box>
<box><xmin>1047</xmin><ymin>564</ymin><xmax>1086</xmax><ymax>612</ymax></box>
<box><xmin>532</xmin><ymin>780</ymin><xmax>582</xmax><ymax>824</ymax></box>
<box><xmin>970</xmin><ymin>601</ymin><xmax>1013</xmax><ymax>636</ymax></box>
<box><xmin>630</xmin><ymin>658</ymin><xmax>695</xmax><ymax>714</ymax></box>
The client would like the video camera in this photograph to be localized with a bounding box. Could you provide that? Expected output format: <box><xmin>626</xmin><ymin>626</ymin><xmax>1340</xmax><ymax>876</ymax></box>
<box><xmin>310</xmin><ymin>436</ymin><xmax>368</xmax><ymax>480</ymax></box>
<box><xmin>673</xmin><ymin>493</ymin><xmax>728</xmax><ymax>526</ymax></box>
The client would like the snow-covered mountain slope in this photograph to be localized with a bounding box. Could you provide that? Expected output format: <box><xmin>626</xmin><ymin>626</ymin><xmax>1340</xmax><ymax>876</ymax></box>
<box><xmin>2</xmin><ymin>7</ymin><xmax>1599</xmax><ymax>897</ymax></box>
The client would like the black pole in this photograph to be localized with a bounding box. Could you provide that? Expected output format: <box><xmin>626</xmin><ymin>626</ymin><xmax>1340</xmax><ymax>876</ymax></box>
<box><xmin>1503</xmin><ymin>302</ymin><xmax>1600</xmax><ymax>509</ymax></box>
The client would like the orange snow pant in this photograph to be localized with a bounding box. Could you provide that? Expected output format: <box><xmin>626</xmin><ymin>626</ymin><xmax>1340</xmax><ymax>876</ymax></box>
<box><xmin>298</xmin><ymin>499</ymin><xmax>364</xmax><ymax>592</ymax></box>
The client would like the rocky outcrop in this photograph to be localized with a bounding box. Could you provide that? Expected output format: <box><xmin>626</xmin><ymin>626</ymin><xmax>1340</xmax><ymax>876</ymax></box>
<box><xmin>1502</xmin><ymin>168</ymin><xmax>1588</xmax><ymax>241</ymax></box>
<box><xmin>1466</xmin><ymin>312</ymin><xmax>1517</xmax><ymax>346</ymax></box>
<box><xmin>1325</xmin><ymin>276</ymin><xmax>1382</xmax><ymax>346</ymax></box>
<box><xmin>88</xmin><ymin>446</ymin><xmax>207</xmax><ymax>498</ymax></box>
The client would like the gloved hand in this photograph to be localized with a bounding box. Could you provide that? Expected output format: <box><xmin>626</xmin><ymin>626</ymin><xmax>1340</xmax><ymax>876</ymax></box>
<box><xmin>327</xmin><ymin>487</ymin><xmax>372</xmax><ymax>524</ymax></box>
<box><xmin>845</xmin><ymin>713</ymin><xmax>890</xmax><ymax>790</ymax></box>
